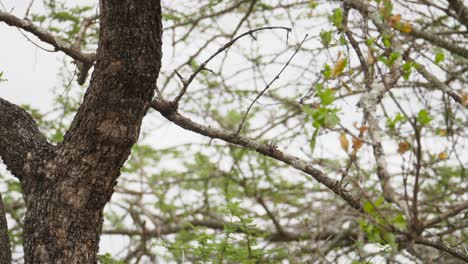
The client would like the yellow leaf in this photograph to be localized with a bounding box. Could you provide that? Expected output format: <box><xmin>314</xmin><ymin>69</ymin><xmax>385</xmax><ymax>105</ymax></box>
<box><xmin>352</xmin><ymin>137</ymin><xmax>364</xmax><ymax>151</ymax></box>
<box><xmin>438</xmin><ymin>129</ymin><xmax>447</xmax><ymax>136</ymax></box>
<box><xmin>398</xmin><ymin>141</ymin><xmax>410</xmax><ymax>154</ymax></box>
<box><xmin>332</xmin><ymin>57</ymin><xmax>347</xmax><ymax>78</ymax></box>
<box><xmin>438</xmin><ymin>152</ymin><xmax>448</xmax><ymax>160</ymax></box>
<box><xmin>339</xmin><ymin>133</ymin><xmax>349</xmax><ymax>153</ymax></box>
<box><xmin>460</xmin><ymin>91</ymin><xmax>468</xmax><ymax>106</ymax></box>
<box><xmin>399</xmin><ymin>22</ymin><xmax>412</xmax><ymax>33</ymax></box>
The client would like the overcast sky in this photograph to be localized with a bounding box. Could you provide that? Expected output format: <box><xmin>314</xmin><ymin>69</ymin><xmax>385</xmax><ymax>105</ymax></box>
<box><xmin>1</xmin><ymin>1</ymin><xmax>465</xmax><ymax>262</ymax></box>
<box><xmin>0</xmin><ymin>1</ymin><xmax>61</xmax><ymax>110</ymax></box>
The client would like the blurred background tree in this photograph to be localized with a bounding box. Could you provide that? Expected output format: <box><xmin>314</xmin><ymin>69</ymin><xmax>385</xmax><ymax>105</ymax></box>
<box><xmin>0</xmin><ymin>0</ymin><xmax>467</xmax><ymax>263</ymax></box>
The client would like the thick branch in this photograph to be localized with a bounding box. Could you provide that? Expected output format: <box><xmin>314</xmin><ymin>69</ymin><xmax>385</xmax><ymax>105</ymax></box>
<box><xmin>416</xmin><ymin>237</ymin><xmax>468</xmax><ymax>262</ymax></box>
<box><xmin>0</xmin><ymin>98</ymin><xmax>51</xmax><ymax>179</ymax></box>
<box><xmin>345</xmin><ymin>0</ymin><xmax>468</xmax><ymax>59</ymax></box>
<box><xmin>423</xmin><ymin>202</ymin><xmax>468</xmax><ymax>229</ymax></box>
<box><xmin>349</xmin><ymin>0</ymin><xmax>409</xmax><ymax>214</ymax></box>
<box><xmin>151</xmin><ymin>98</ymin><xmax>362</xmax><ymax>210</ymax></box>
<box><xmin>408</xmin><ymin>28</ymin><xmax>468</xmax><ymax>59</ymax></box>
<box><xmin>447</xmin><ymin>0</ymin><xmax>468</xmax><ymax>28</ymax></box>
<box><xmin>413</xmin><ymin>62</ymin><xmax>467</xmax><ymax>108</ymax></box>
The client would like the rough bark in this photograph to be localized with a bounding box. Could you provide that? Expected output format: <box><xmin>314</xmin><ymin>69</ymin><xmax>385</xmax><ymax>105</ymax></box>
<box><xmin>0</xmin><ymin>194</ymin><xmax>11</xmax><ymax>264</ymax></box>
<box><xmin>0</xmin><ymin>0</ymin><xmax>162</xmax><ymax>263</ymax></box>
<box><xmin>0</xmin><ymin>98</ymin><xmax>52</xmax><ymax>179</ymax></box>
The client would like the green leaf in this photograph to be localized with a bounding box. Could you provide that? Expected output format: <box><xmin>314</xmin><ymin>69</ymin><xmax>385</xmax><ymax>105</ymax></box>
<box><xmin>309</xmin><ymin>128</ymin><xmax>319</xmax><ymax>154</ymax></box>
<box><xmin>257</xmin><ymin>3</ymin><xmax>273</xmax><ymax>10</ymax></box>
<box><xmin>388</xmin><ymin>52</ymin><xmax>401</xmax><ymax>65</ymax></box>
<box><xmin>303</xmin><ymin>105</ymin><xmax>340</xmax><ymax>129</ymax></box>
<box><xmin>402</xmin><ymin>61</ymin><xmax>413</xmax><ymax>80</ymax></box>
<box><xmin>374</xmin><ymin>196</ymin><xmax>385</xmax><ymax>207</ymax></box>
<box><xmin>302</xmin><ymin>105</ymin><xmax>315</xmax><ymax>117</ymax></box>
<box><xmin>363</xmin><ymin>201</ymin><xmax>374</xmax><ymax>214</ymax></box>
<box><xmin>435</xmin><ymin>51</ymin><xmax>445</xmax><ymax>64</ymax></box>
<box><xmin>31</xmin><ymin>14</ymin><xmax>47</xmax><ymax>23</ymax></box>
<box><xmin>319</xmin><ymin>88</ymin><xmax>335</xmax><ymax>106</ymax></box>
<box><xmin>387</xmin><ymin>113</ymin><xmax>406</xmax><ymax>129</ymax></box>
<box><xmin>52</xmin><ymin>11</ymin><xmax>79</xmax><ymax>23</ymax></box>
<box><xmin>339</xmin><ymin>34</ymin><xmax>347</xmax><ymax>45</ymax></box>
<box><xmin>380</xmin><ymin>0</ymin><xmax>393</xmax><ymax>18</ymax></box>
<box><xmin>323</xmin><ymin>110</ymin><xmax>340</xmax><ymax>128</ymax></box>
<box><xmin>383</xmin><ymin>35</ymin><xmax>392</xmax><ymax>48</ymax></box>
<box><xmin>322</xmin><ymin>63</ymin><xmax>331</xmax><ymax>78</ymax></box>
<box><xmin>0</xmin><ymin>71</ymin><xmax>6</xmax><ymax>82</ymax></box>
<box><xmin>329</xmin><ymin>8</ymin><xmax>343</xmax><ymax>29</ymax></box>
<box><xmin>308</xmin><ymin>0</ymin><xmax>318</xmax><ymax>9</ymax></box>
<box><xmin>377</xmin><ymin>56</ymin><xmax>389</xmax><ymax>66</ymax></box>
<box><xmin>392</xmin><ymin>214</ymin><xmax>407</xmax><ymax>230</ymax></box>
<box><xmin>366</xmin><ymin>38</ymin><xmax>376</xmax><ymax>46</ymax></box>
<box><xmin>320</xmin><ymin>30</ymin><xmax>332</xmax><ymax>48</ymax></box>
<box><xmin>98</xmin><ymin>253</ymin><xmax>125</xmax><ymax>264</ymax></box>
<box><xmin>417</xmin><ymin>109</ymin><xmax>432</xmax><ymax>126</ymax></box>
<box><xmin>368</xmin><ymin>228</ymin><xmax>382</xmax><ymax>243</ymax></box>
<box><xmin>382</xmin><ymin>232</ymin><xmax>396</xmax><ymax>247</ymax></box>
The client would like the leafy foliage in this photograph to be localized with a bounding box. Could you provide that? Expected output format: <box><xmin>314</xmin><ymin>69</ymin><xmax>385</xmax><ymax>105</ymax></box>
<box><xmin>1</xmin><ymin>0</ymin><xmax>467</xmax><ymax>263</ymax></box>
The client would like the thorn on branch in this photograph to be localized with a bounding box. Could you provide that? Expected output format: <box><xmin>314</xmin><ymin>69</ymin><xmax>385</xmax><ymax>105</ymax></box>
<box><xmin>202</xmin><ymin>66</ymin><xmax>216</xmax><ymax>74</ymax></box>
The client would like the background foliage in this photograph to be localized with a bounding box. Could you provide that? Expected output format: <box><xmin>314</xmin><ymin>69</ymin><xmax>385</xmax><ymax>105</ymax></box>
<box><xmin>1</xmin><ymin>0</ymin><xmax>467</xmax><ymax>263</ymax></box>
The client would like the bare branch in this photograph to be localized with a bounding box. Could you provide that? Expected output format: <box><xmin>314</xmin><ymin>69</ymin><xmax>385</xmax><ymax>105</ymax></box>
<box><xmin>423</xmin><ymin>202</ymin><xmax>468</xmax><ymax>229</ymax></box>
<box><xmin>172</xmin><ymin>26</ymin><xmax>292</xmax><ymax>105</ymax></box>
<box><xmin>447</xmin><ymin>0</ymin><xmax>468</xmax><ymax>28</ymax></box>
<box><xmin>236</xmin><ymin>34</ymin><xmax>307</xmax><ymax>135</ymax></box>
<box><xmin>408</xmin><ymin>28</ymin><xmax>468</xmax><ymax>59</ymax></box>
<box><xmin>24</xmin><ymin>0</ymin><xmax>35</xmax><ymax>19</ymax></box>
<box><xmin>345</xmin><ymin>0</ymin><xmax>468</xmax><ymax>59</ymax></box>
<box><xmin>416</xmin><ymin>237</ymin><xmax>468</xmax><ymax>262</ymax></box>
<box><xmin>151</xmin><ymin>98</ymin><xmax>362</xmax><ymax>210</ymax></box>
<box><xmin>412</xmin><ymin>62</ymin><xmax>468</xmax><ymax>108</ymax></box>
<box><xmin>0</xmin><ymin>9</ymin><xmax>95</xmax><ymax>83</ymax></box>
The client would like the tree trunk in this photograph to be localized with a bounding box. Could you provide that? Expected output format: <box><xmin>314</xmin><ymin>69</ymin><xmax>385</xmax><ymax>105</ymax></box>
<box><xmin>0</xmin><ymin>194</ymin><xmax>11</xmax><ymax>264</ymax></box>
<box><xmin>0</xmin><ymin>0</ymin><xmax>162</xmax><ymax>263</ymax></box>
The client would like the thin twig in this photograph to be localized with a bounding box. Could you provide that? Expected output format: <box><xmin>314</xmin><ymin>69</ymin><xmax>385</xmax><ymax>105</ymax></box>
<box><xmin>412</xmin><ymin>117</ymin><xmax>422</xmax><ymax>233</ymax></box>
<box><xmin>0</xmin><ymin>10</ymin><xmax>95</xmax><ymax>64</ymax></box>
<box><xmin>236</xmin><ymin>34</ymin><xmax>308</xmax><ymax>135</ymax></box>
<box><xmin>172</xmin><ymin>26</ymin><xmax>292</xmax><ymax>105</ymax></box>
<box><xmin>24</xmin><ymin>0</ymin><xmax>35</xmax><ymax>19</ymax></box>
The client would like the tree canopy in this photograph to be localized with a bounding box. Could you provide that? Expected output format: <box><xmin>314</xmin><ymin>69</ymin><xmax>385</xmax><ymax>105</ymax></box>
<box><xmin>0</xmin><ymin>0</ymin><xmax>467</xmax><ymax>263</ymax></box>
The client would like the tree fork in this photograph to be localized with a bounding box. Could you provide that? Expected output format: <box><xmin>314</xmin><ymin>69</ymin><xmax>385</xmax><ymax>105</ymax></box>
<box><xmin>0</xmin><ymin>0</ymin><xmax>163</xmax><ymax>263</ymax></box>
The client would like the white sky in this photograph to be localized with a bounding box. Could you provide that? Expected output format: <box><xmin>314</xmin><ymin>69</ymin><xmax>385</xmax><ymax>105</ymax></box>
<box><xmin>0</xmin><ymin>1</ymin><xmax>61</xmax><ymax>110</ymax></box>
<box><xmin>1</xmin><ymin>1</ymin><xmax>466</xmax><ymax>263</ymax></box>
